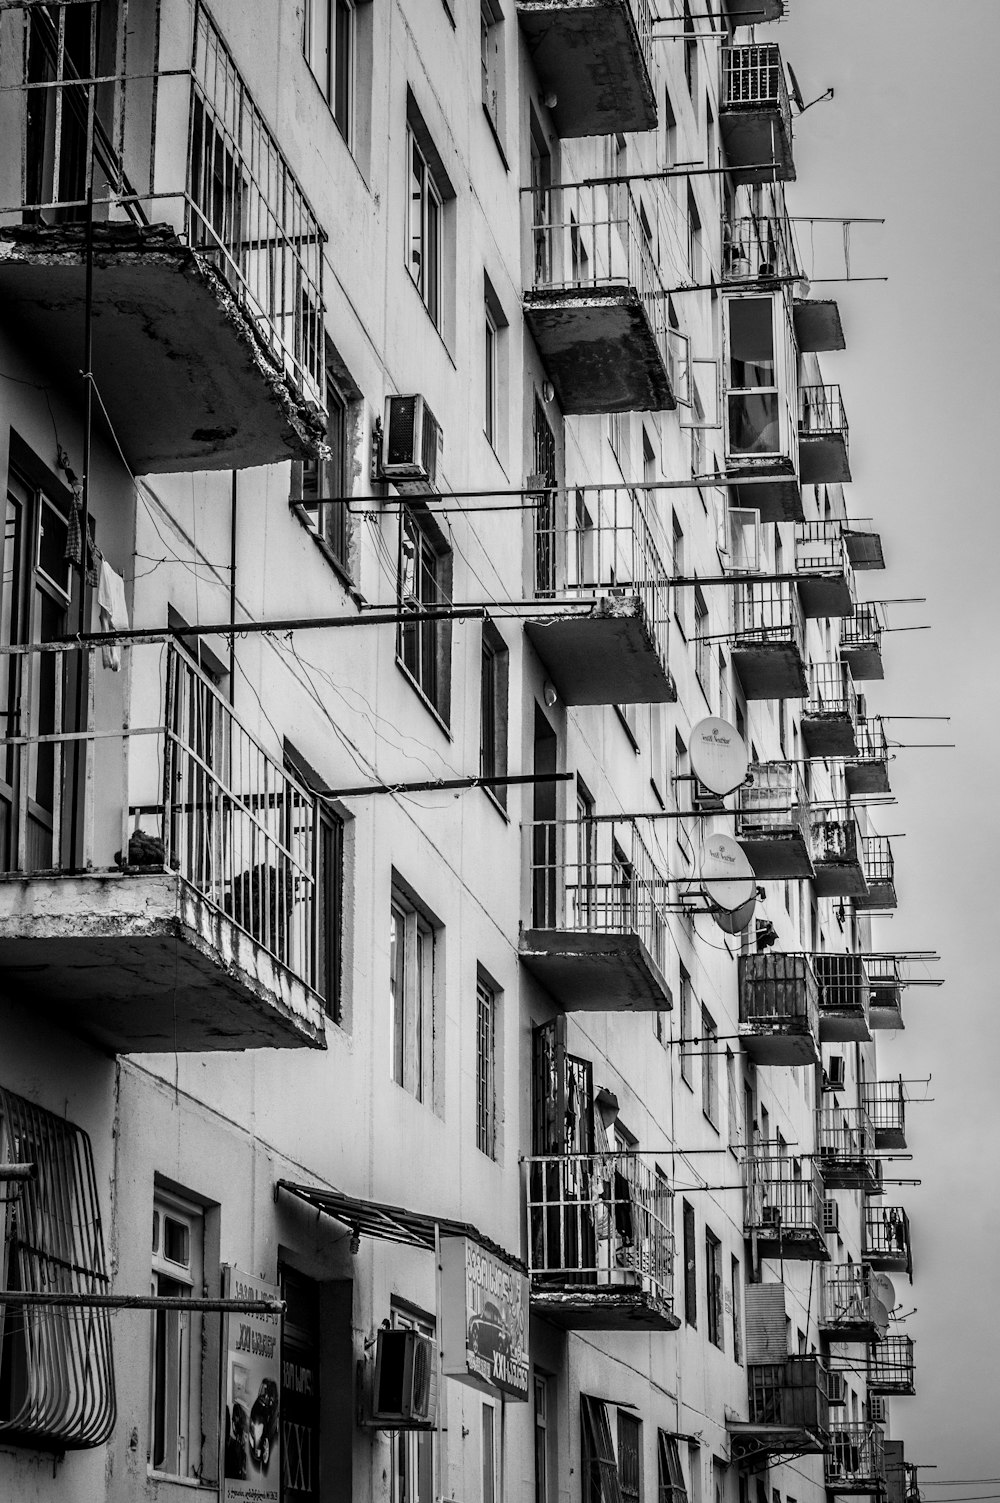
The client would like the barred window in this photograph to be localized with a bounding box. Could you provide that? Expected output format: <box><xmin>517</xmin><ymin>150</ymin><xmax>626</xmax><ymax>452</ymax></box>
<box><xmin>476</xmin><ymin>976</ymin><xmax>497</xmax><ymax>1158</ymax></box>
<box><xmin>658</xmin><ymin>1433</ymin><xmax>689</xmax><ymax>1503</ymax></box>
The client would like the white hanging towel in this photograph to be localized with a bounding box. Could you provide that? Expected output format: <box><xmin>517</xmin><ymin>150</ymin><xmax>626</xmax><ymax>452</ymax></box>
<box><xmin>97</xmin><ymin>560</ymin><xmax>129</xmax><ymax>671</ymax></box>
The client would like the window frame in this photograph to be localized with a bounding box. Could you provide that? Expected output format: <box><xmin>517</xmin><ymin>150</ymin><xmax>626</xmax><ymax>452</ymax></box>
<box><xmin>480</xmin><ymin>619</ymin><xmax>509</xmax><ymax>810</ymax></box>
<box><xmin>705</xmin><ymin>1226</ymin><xmax>724</xmax><ymax>1349</ymax></box>
<box><xmin>480</xmin><ymin>0</ymin><xmax>505</xmax><ymax>142</ymax></box>
<box><xmin>581</xmin><ymin>1394</ymin><xmax>625</xmax><ymax>1503</ymax></box>
<box><xmin>701</xmin><ymin>1006</ymin><xmax>719</xmax><ymax>1127</ymax></box>
<box><xmin>476</xmin><ymin>973</ymin><xmax>497</xmax><ymax>1159</ymax></box>
<box><xmin>679</xmin><ymin>966</ymin><xmax>693</xmax><ymax>1087</ymax></box>
<box><xmin>303</xmin><ymin>0</ymin><xmax>355</xmax><ymax>142</ymax></box>
<box><xmin>406</xmin><ymin>125</ymin><xmax>444</xmax><ymax>330</ymax></box>
<box><xmin>149</xmin><ymin>1188</ymin><xmax>204</xmax><ymax>1480</ymax></box>
<box><xmin>390</xmin><ymin>880</ymin><xmax>439</xmax><ymax>1106</ymax></box>
<box><xmin>397</xmin><ymin>504</ymin><xmax>453</xmax><ymax>726</ymax></box>
<box><xmin>390</xmin><ymin>1305</ymin><xmax>435</xmax><ymax>1502</ymax></box>
<box><xmin>618</xmin><ymin>1408</ymin><xmax>643</xmax><ymax>1503</ymax></box>
<box><xmin>682</xmin><ymin>1198</ymin><xmax>697</xmax><ymax>1328</ymax></box>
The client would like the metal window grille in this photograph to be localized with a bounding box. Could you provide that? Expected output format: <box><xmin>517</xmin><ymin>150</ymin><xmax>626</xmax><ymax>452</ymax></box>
<box><xmin>0</xmin><ymin>1088</ymin><xmax>115</xmax><ymax>1449</ymax></box>
<box><xmin>658</xmin><ymin>1432</ymin><xmax>689</xmax><ymax>1503</ymax></box>
<box><xmin>476</xmin><ymin>978</ymin><xmax>496</xmax><ymax>1158</ymax></box>
<box><xmin>581</xmin><ymin>1395</ymin><xmax>624</xmax><ymax>1503</ymax></box>
<box><xmin>618</xmin><ymin>1410</ymin><xmax>642</xmax><ymax>1503</ymax></box>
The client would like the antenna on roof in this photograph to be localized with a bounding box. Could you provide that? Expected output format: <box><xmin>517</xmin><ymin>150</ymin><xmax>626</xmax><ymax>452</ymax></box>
<box><xmin>787</xmin><ymin>62</ymin><xmax>834</xmax><ymax>114</ymax></box>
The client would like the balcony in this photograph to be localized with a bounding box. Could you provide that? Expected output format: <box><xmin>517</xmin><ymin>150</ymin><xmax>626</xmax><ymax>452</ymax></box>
<box><xmin>812</xmin><ymin>954</ymin><xmax>871</xmax><ymax>1043</ymax></box>
<box><xmin>723</xmin><ymin>211</ymin><xmax>800</xmax><ymax>286</ymax></box>
<box><xmin>868</xmin><ymin>1336</ymin><xmax>915</xmax><ymax>1396</ymax></box>
<box><xmin>516</xmin><ymin>0</ymin><xmax>656</xmax><ymax>137</ymax></box>
<box><xmin>841</xmin><ymin>604</ymin><xmax>885</xmax><ymax>680</ymax></box>
<box><xmin>727</xmin><ymin>0</ymin><xmax>787</xmax><ymax>19</ymax></box>
<box><xmin>862</xmin><ymin>1081</ymin><xmax>906</xmax><ymax>1149</ymax></box>
<box><xmin>811</xmin><ymin>815</ymin><xmax>869</xmax><ymax>900</ymax></box>
<box><xmin>825</xmin><ymin>1423</ymin><xmax>886</xmax><ymax>1494</ymax></box>
<box><xmin>843</xmin><ymin>530</ymin><xmax>886</xmax><ymax>572</ymax></box>
<box><xmin>795</xmin><ymin>523</ymin><xmax>855</xmax><ymax>620</ymax></box>
<box><xmin>523</xmin><ymin>182</ymin><xmax>676</xmax><ymax>413</ymax></box>
<box><xmin>865</xmin><ymin>1206</ymin><xmax>912</xmax><ymax>1276</ymax></box>
<box><xmin>527</xmin><ymin>485</ymin><xmax>677</xmax><ymax>705</ymax></box>
<box><xmin>0</xmin><ymin>1</ymin><xmax>326</xmax><ymax>473</ymax></box>
<box><xmin>739</xmin><ymin>953</ymin><xmax>820</xmax><ymax>1065</ymax></box>
<box><xmin>525</xmin><ymin>1150</ymin><xmax>678</xmax><ymax>1330</ymax></box>
<box><xmin>794</xmin><ymin>297</ymin><xmax>846</xmax><ymax>354</ymax></box>
<box><xmin>802</xmin><ymin>663</ymin><xmax>860</xmax><ymax>758</ymax></box>
<box><xmin>867</xmin><ymin>958</ymin><xmax>904</xmax><ymax>1029</ymax></box>
<box><xmin>820</xmin><ymin>1264</ymin><xmax>889</xmax><ymax>1344</ymax></box>
<box><xmin>859</xmin><ymin>837</ymin><xmax>897</xmax><ymax>909</ymax></box>
<box><xmin>744</xmin><ymin>1154</ymin><xmax>829</xmax><ymax>1260</ymax></box>
<box><xmin>799</xmin><ymin>386</ymin><xmax>852</xmax><ymax>485</ymax></box>
<box><xmin>816</xmin><ymin>1108</ymin><xmax>880</xmax><ymax>1193</ymax></box>
<box><xmin>729</xmin><ymin>1358</ymin><xmax>830</xmax><ymax>1463</ymax></box>
<box><xmin>720</xmin><ymin>45</ymin><xmax>795</xmax><ymax>185</ymax></box>
<box><xmin>724</xmin><ymin>290</ymin><xmax>803</xmax><ymax>522</ymax></box>
<box><xmin>521</xmin><ymin>817</ymin><xmax>671</xmax><ymax>1010</ymax></box>
<box><xmin>846</xmin><ymin>720</ymin><xmax>891</xmax><ymax>797</ymax></box>
<box><xmin>0</xmin><ymin>641</ymin><xmax>326</xmax><ymax>1053</ymax></box>
<box><xmin>736</xmin><ymin>763</ymin><xmax>813</xmax><ymax>878</ymax></box>
<box><xmin>731</xmin><ymin>582</ymin><xmax>808</xmax><ymax>699</ymax></box>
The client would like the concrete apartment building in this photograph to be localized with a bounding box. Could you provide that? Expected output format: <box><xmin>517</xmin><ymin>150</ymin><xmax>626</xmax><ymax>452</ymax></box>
<box><xmin>0</xmin><ymin>1</ymin><xmax>926</xmax><ymax>1502</ymax></box>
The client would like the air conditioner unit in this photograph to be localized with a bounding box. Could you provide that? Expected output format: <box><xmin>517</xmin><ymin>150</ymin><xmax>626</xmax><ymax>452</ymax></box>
<box><xmin>370</xmin><ymin>1329</ymin><xmax>439</xmax><ymax>1429</ymax></box>
<box><xmin>823</xmin><ymin>1198</ymin><xmax>839</xmax><ymax>1234</ymax></box>
<box><xmin>382</xmin><ymin>395</ymin><xmax>442</xmax><ymax>493</ymax></box>
<box><xmin>869</xmin><ymin>1395</ymin><xmax>888</xmax><ymax>1424</ymax></box>
<box><xmin>826</xmin><ymin>1055</ymin><xmax>847</xmax><ymax>1091</ymax></box>
<box><xmin>692</xmin><ymin>778</ymin><xmax>726</xmax><ymax>813</ymax></box>
<box><xmin>827</xmin><ymin>1371</ymin><xmax>847</xmax><ymax>1407</ymax></box>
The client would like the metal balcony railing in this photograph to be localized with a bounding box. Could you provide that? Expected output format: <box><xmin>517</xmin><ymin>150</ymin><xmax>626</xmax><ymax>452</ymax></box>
<box><xmin>842</xmin><ymin>603</ymin><xmax>884</xmax><ymax>651</ymax></box>
<box><xmin>746</xmin><ymin>1357</ymin><xmax>831</xmax><ymax>1430</ymax></box>
<box><xmin>799</xmin><ymin>385</ymin><xmax>849</xmax><ymax>441</ymax></box>
<box><xmin>856</xmin><ymin>719</ymin><xmax>889</xmax><ymax>763</ymax></box>
<box><xmin>0</xmin><ymin>0</ymin><xmax>326</xmax><ymax>408</ymax></box>
<box><xmin>820</xmin><ymin>1264</ymin><xmax>884</xmax><ymax>1334</ymax></box>
<box><xmin>527</xmin><ymin>817</ymin><xmax>670</xmax><ymax>977</ymax></box>
<box><xmin>736</xmin><ymin>760</ymin><xmax>809</xmax><ymax>837</ymax></box>
<box><xmin>740</xmin><ymin>953</ymin><xmax>820</xmax><ymax>1034</ymax></box>
<box><xmin>526</xmin><ymin>1150</ymin><xmax>674</xmax><ymax>1309</ymax></box>
<box><xmin>722</xmin><ymin>44</ymin><xmax>792</xmax><ymax>120</ymax></box>
<box><xmin>0</xmin><ymin>640</ymin><xmax>320</xmax><ymax>993</ymax></box>
<box><xmin>744</xmin><ymin>1152</ymin><xmax>825</xmax><ymax>1239</ymax></box>
<box><xmin>825</xmin><ymin>1424</ymin><xmax>886</xmax><ymax>1489</ymax></box>
<box><xmin>868</xmin><ymin>1335</ymin><xmax>915</xmax><ymax>1394</ymax></box>
<box><xmin>734</xmin><ymin>580</ymin><xmax>805</xmax><ymax>647</ymax></box>
<box><xmin>795</xmin><ymin>521</ymin><xmax>851</xmax><ymax>577</ymax></box>
<box><xmin>533</xmin><ymin>484</ymin><xmax>671</xmax><ymax>677</ymax></box>
<box><xmin>865</xmin><ymin>1206</ymin><xmax>910</xmax><ymax>1267</ymax></box>
<box><xmin>862</xmin><ymin>1081</ymin><xmax>906</xmax><ymax>1139</ymax></box>
<box><xmin>817</xmin><ymin>1107</ymin><xmax>876</xmax><ymax>1164</ymax></box>
<box><xmin>866</xmin><ymin>956</ymin><xmax>904</xmax><ymax>1025</ymax></box>
<box><xmin>806</xmin><ymin>662</ymin><xmax>858</xmax><ymax>721</ymax></box>
<box><xmin>723</xmin><ymin>211</ymin><xmax>801</xmax><ymax>284</ymax></box>
<box><xmin>525</xmin><ymin>180</ymin><xmax>673</xmax><ymax>373</ymax></box>
<box><xmin>813</xmin><ymin>953</ymin><xmax>870</xmax><ymax>1023</ymax></box>
<box><xmin>863</xmin><ymin>837</ymin><xmax>895</xmax><ymax>890</ymax></box>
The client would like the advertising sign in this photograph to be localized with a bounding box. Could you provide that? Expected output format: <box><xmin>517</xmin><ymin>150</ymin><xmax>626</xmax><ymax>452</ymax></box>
<box><xmin>220</xmin><ymin>1266</ymin><xmax>282</xmax><ymax>1503</ymax></box>
<box><xmin>440</xmin><ymin>1236</ymin><xmax>529</xmax><ymax>1400</ymax></box>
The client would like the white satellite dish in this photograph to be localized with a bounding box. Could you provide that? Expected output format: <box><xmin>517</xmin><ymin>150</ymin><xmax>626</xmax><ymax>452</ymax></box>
<box><xmin>689</xmin><ymin>717</ymin><xmax>750</xmax><ymax>798</ymax></box>
<box><xmin>699</xmin><ymin>833</ymin><xmax>757</xmax><ymax>912</ymax></box>
<box><xmin>872</xmin><ymin>1273</ymin><xmax>896</xmax><ymax>1311</ymax></box>
<box><xmin>713</xmin><ymin>893</ymin><xmax>757</xmax><ymax>935</ymax></box>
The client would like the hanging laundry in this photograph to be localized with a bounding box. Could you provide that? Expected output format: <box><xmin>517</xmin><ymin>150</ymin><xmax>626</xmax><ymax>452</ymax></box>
<box><xmin>97</xmin><ymin>560</ymin><xmax>129</xmax><ymax>671</ymax></box>
<box><xmin>65</xmin><ymin>486</ymin><xmax>103</xmax><ymax>586</ymax></box>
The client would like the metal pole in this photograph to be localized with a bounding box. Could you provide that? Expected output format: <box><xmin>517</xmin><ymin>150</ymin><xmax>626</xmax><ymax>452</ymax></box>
<box><xmin>0</xmin><ymin>1291</ymin><xmax>286</xmax><ymax>1313</ymax></box>
<box><xmin>322</xmin><ymin>771</ymin><xmax>574</xmax><ymax>799</ymax></box>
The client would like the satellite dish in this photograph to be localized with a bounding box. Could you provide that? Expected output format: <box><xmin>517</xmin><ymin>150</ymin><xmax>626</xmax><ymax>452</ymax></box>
<box><xmin>787</xmin><ymin>62</ymin><xmax>807</xmax><ymax>113</ymax></box>
<box><xmin>713</xmin><ymin>893</ymin><xmax>757</xmax><ymax>935</ymax></box>
<box><xmin>872</xmin><ymin>1273</ymin><xmax>896</xmax><ymax>1311</ymax></box>
<box><xmin>699</xmin><ymin>833</ymin><xmax>757</xmax><ymax>912</ymax></box>
<box><xmin>689</xmin><ymin>717</ymin><xmax>749</xmax><ymax>798</ymax></box>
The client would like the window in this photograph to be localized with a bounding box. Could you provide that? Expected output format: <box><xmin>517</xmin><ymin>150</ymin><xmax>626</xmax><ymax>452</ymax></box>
<box><xmin>533</xmin><ymin>395</ymin><xmax>558</xmax><ymax>596</ymax></box>
<box><xmin>476</xmin><ymin>974</ymin><xmax>498</xmax><ymax>1158</ymax></box>
<box><xmin>672</xmin><ymin>512</ymin><xmax>687</xmax><ymax>634</ymax></box>
<box><xmin>701</xmin><ymin>1006</ymin><xmax>718</xmax><ymax>1126</ymax></box>
<box><xmin>480</xmin><ymin>620</ymin><xmax>509</xmax><ymax>806</ymax></box>
<box><xmin>694</xmin><ymin>587</ymin><xmax>710</xmax><ymax>696</ymax></box>
<box><xmin>682</xmin><ymin>1199</ymin><xmax>697</xmax><ymax>1327</ymax></box>
<box><xmin>726</xmin><ymin>1050</ymin><xmax>741</xmax><ymax>1153</ymax></box>
<box><xmin>0</xmin><ymin>1089</ymin><xmax>115</xmax><ymax>1451</ymax></box>
<box><xmin>663</xmin><ymin>87</ymin><xmax>679</xmax><ymax>204</ymax></box>
<box><xmin>480</xmin><ymin>0</ymin><xmax>504</xmax><ymax>139</ymax></box>
<box><xmin>679</xmin><ymin>966</ymin><xmax>693</xmax><ymax>1085</ymax></box>
<box><xmin>291</xmin><ymin>358</ymin><xmax>359</xmax><ymax>577</ymax></box>
<box><xmin>482</xmin><ymin>1402</ymin><xmax>498</xmax><ymax>1503</ymax></box>
<box><xmin>303</xmin><ymin>0</ymin><xmax>354</xmax><ymax>139</ymax></box>
<box><xmin>687</xmin><ymin>185</ymin><xmax>703</xmax><ymax>282</ymax></box>
<box><xmin>390</xmin><ymin>882</ymin><xmax>438</xmax><ymax>1104</ymax></box>
<box><xmin>405</xmin><ymin>97</ymin><xmax>456</xmax><ymax>336</ymax></box>
<box><xmin>581</xmin><ymin>1395</ymin><xmax>621</xmax><ymax>1503</ymax></box>
<box><xmin>683</xmin><ymin>0</ymin><xmax>697</xmax><ymax>94</ymax></box>
<box><xmin>618</xmin><ymin>1410</ymin><xmax>643</xmax><ymax>1503</ymax></box>
<box><xmin>731</xmin><ymin>1256</ymin><xmax>743</xmax><ymax>1364</ymax></box>
<box><xmin>705</xmin><ymin>1228</ymin><xmax>723</xmax><ymax>1348</ymax></box>
<box><xmin>391</xmin><ymin>1307</ymin><xmax>435</xmax><ymax>1503</ymax></box>
<box><xmin>285</xmin><ymin>743</ymin><xmax>345</xmax><ymax>1022</ymax></box>
<box><xmin>398</xmin><ymin>505</ymin><xmax>453</xmax><ymax>723</ymax></box>
<box><xmin>150</xmin><ymin>1189</ymin><xmax>204</xmax><ymax>1478</ymax></box>
<box><xmin>659</xmin><ymin>1434</ymin><xmax>689</xmax><ymax>1503</ymax></box>
<box><xmin>726</xmin><ymin>297</ymin><xmax>781</xmax><ymax>457</ymax></box>
<box><xmin>483</xmin><ymin>276</ymin><xmax>508</xmax><ymax>453</ymax></box>
<box><xmin>534</xmin><ymin>1373</ymin><xmax>551</xmax><ymax>1503</ymax></box>
<box><xmin>281</xmin><ymin>1267</ymin><xmax>321</xmax><ymax>1501</ymax></box>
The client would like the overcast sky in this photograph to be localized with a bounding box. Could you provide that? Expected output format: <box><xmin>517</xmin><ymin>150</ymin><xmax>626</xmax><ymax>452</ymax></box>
<box><xmin>776</xmin><ymin>0</ymin><xmax>1000</xmax><ymax>1489</ymax></box>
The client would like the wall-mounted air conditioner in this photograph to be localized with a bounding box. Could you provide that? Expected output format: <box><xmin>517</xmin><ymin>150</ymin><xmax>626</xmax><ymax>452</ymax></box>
<box><xmin>869</xmin><ymin>1395</ymin><xmax>888</xmax><ymax>1424</ymax></box>
<box><xmin>827</xmin><ymin>1371</ymin><xmax>847</xmax><ymax>1407</ymax></box>
<box><xmin>382</xmin><ymin>395</ymin><xmax>442</xmax><ymax>493</ymax></box>
<box><xmin>369</xmin><ymin>1329</ymin><xmax>438</xmax><ymax>1429</ymax></box>
<box><xmin>823</xmin><ymin>1198</ymin><xmax>839</xmax><ymax>1234</ymax></box>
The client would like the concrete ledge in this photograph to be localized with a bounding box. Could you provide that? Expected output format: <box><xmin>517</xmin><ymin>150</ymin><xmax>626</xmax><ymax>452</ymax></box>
<box><xmin>524</xmin><ymin>286</ymin><xmax>675</xmax><ymax>414</ymax></box>
<box><xmin>740</xmin><ymin>1024</ymin><xmax>821</xmax><ymax>1067</ymax></box>
<box><xmin>525</xmin><ymin>595</ymin><xmax>676</xmax><ymax>706</ymax></box>
<box><xmin>0</xmin><ymin>870</ymin><xmax>325</xmax><ymax>1053</ymax></box>
<box><xmin>515</xmin><ymin>0</ymin><xmax>656</xmax><ymax>138</ymax></box>
<box><xmin>529</xmin><ymin>1285</ymin><xmax>680</xmax><ymax>1331</ymax></box>
<box><xmin>520</xmin><ymin>928</ymin><xmax>671</xmax><ymax>1011</ymax></box>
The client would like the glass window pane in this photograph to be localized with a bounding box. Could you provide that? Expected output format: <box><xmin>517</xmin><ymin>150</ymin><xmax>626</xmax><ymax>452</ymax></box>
<box><xmin>728</xmin><ymin>298</ymin><xmax>775</xmax><ymax>387</ymax></box>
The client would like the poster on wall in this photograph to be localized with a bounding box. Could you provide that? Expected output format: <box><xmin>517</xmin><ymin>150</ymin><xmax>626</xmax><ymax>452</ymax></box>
<box><xmin>220</xmin><ymin>1265</ymin><xmax>282</xmax><ymax>1503</ymax></box>
<box><xmin>440</xmin><ymin>1235</ymin><xmax>529</xmax><ymax>1400</ymax></box>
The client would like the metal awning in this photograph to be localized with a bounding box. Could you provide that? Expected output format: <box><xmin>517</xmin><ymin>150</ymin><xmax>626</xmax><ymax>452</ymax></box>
<box><xmin>276</xmin><ymin>1181</ymin><xmax>525</xmax><ymax>1271</ymax></box>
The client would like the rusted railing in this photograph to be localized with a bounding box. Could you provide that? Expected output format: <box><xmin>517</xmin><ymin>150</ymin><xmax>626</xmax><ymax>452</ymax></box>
<box><xmin>733</xmin><ymin>580</ymin><xmax>805</xmax><ymax>648</ymax></box>
<box><xmin>825</xmin><ymin>1423</ymin><xmax>885</xmax><ymax>1489</ymax></box>
<box><xmin>0</xmin><ymin>639</ymin><xmax>319</xmax><ymax>993</ymax></box>
<box><xmin>806</xmin><ymin>661</ymin><xmax>857</xmax><ymax>722</ymax></box>
<box><xmin>736</xmin><ymin>760</ymin><xmax>809</xmax><ymax>839</ymax></box>
<box><xmin>723</xmin><ymin>210</ymin><xmax>800</xmax><ymax>283</ymax></box>
<box><xmin>525</xmin><ymin>179</ymin><xmax>673</xmax><ymax>377</ymax></box>
<box><xmin>842</xmin><ymin>602</ymin><xmax>884</xmax><ymax>652</ymax></box>
<box><xmin>744</xmin><ymin>1152</ymin><xmax>825</xmax><ymax>1239</ymax></box>
<box><xmin>525</xmin><ymin>1150</ymin><xmax>674</xmax><ymax>1309</ymax></box>
<box><xmin>820</xmin><ymin>1264</ymin><xmax>885</xmax><ymax>1335</ymax></box>
<box><xmin>865</xmin><ymin>1205</ymin><xmax>910</xmax><ymax>1267</ymax></box>
<box><xmin>863</xmin><ymin>836</ymin><xmax>895</xmax><ymax>890</ymax></box>
<box><xmin>812</xmin><ymin>953</ymin><xmax>870</xmax><ymax>1028</ymax></box>
<box><xmin>856</xmin><ymin>718</ymin><xmax>889</xmax><ymax>764</ymax></box>
<box><xmin>739</xmin><ymin>953</ymin><xmax>819</xmax><ymax>1034</ymax></box>
<box><xmin>795</xmin><ymin>520</ymin><xmax>851</xmax><ymax>577</ymax></box>
<box><xmin>722</xmin><ymin>44</ymin><xmax>792</xmax><ymax>122</ymax></box>
<box><xmin>816</xmin><ymin>1107</ymin><xmax>875</xmax><ymax>1164</ymax></box>
<box><xmin>799</xmin><ymin>384</ymin><xmax>849</xmax><ymax>441</ymax></box>
<box><xmin>526</xmin><ymin>816</ymin><xmax>670</xmax><ymax>978</ymax></box>
<box><xmin>0</xmin><ymin>0</ymin><xmax>326</xmax><ymax>407</ymax></box>
<box><xmin>868</xmin><ymin>1335</ymin><xmax>915</xmax><ymax>1394</ymax></box>
<box><xmin>532</xmin><ymin>485</ymin><xmax>671</xmax><ymax>684</ymax></box>
<box><xmin>811</xmin><ymin>813</ymin><xmax>861</xmax><ymax>865</ymax></box>
<box><xmin>746</xmin><ymin>1357</ymin><xmax>830</xmax><ymax>1431</ymax></box>
<box><xmin>862</xmin><ymin>1080</ymin><xmax>905</xmax><ymax>1140</ymax></box>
